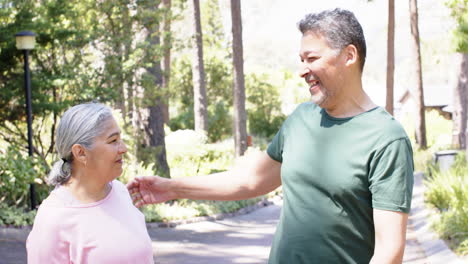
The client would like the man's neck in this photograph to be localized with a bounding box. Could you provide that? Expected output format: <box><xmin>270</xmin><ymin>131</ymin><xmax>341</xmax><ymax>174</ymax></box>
<box><xmin>324</xmin><ymin>85</ymin><xmax>377</xmax><ymax>118</ymax></box>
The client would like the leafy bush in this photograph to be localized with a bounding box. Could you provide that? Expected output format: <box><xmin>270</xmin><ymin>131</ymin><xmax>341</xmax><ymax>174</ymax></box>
<box><xmin>169</xmin><ymin>55</ymin><xmax>233</xmax><ymax>142</ymax></box>
<box><xmin>0</xmin><ymin>203</ymin><xmax>36</xmax><ymax>227</ymax></box>
<box><xmin>142</xmin><ymin>198</ymin><xmax>262</xmax><ymax>223</ymax></box>
<box><xmin>424</xmin><ymin>152</ymin><xmax>468</xmax><ymax>255</ymax></box>
<box><xmin>0</xmin><ymin>146</ymin><xmax>50</xmax><ymax>208</ymax></box>
<box><xmin>246</xmin><ymin>73</ymin><xmax>286</xmax><ymax>140</ymax></box>
<box><xmin>165</xmin><ymin>129</ymin><xmax>233</xmax><ymax>177</ymax></box>
<box><xmin>207</xmin><ymin>101</ymin><xmax>232</xmax><ymax>142</ymax></box>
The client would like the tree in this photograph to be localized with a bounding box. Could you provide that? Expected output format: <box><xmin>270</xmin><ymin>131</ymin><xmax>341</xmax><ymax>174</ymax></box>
<box><xmin>161</xmin><ymin>0</ymin><xmax>172</xmax><ymax>124</ymax></box>
<box><xmin>447</xmin><ymin>0</ymin><xmax>467</xmax><ymax>152</ymax></box>
<box><xmin>230</xmin><ymin>0</ymin><xmax>247</xmax><ymax>156</ymax></box>
<box><xmin>0</xmin><ymin>0</ymin><xmax>107</xmax><ymax>162</ymax></box>
<box><xmin>134</xmin><ymin>0</ymin><xmax>171</xmax><ymax>178</ymax></box>
<box><xmin>93</xmin><ymin>0</ymin><xmax>137</xmax><ymax>125</ymax></box>
<box><xmin>192</xmin><ymin>0</ymin><xmax>208</xmax><ymax>133</ymax></box>
<box><xmin>409</xmin><ymin>0</ymin><xmax>427</xmax><ymax>149</ymax></box>
<box><xmin>386</xmin><ymin>0</ymin><xmax>395</xmax><ymax>115</ymax></box>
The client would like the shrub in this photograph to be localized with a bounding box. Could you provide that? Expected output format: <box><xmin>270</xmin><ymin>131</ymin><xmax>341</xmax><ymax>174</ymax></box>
<box><xmin>424</xmin><ymin>152</ymin><xmax>468</xmax><ymax>255</ymax></box>
<box><xmin>0</xmin><ymin>146</ymin><xmax>50</xmax><ymax>208</ymax></box>
<box><xmin>142</xmin><ymin>198</ymin><xmax>262</xmax><ymax>223</ymax></box>
<box><xmin>169</xmin><ymin>55</ymin><xmax>233</xmax><ymax>142</ymax></box>
<box><xmin>165</xmin><ymin>129</ymin><xmax>233</xmax><ymax>177</ymax></box>
<box><xmin>0</xmin><ymin>203</ymin><xmax>36</xmax><ymax>227</ymax></box>
<box><xmin>246</xmin><ymin>73</ymin><xmax>286</xmax><ymax>140</ymax></box>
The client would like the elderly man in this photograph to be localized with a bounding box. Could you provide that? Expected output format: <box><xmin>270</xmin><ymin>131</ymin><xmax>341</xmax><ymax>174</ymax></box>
<box><xmin>128</xmin><ymin>8</ymin><xmax>413</xmax><ymax>264</ymax></box>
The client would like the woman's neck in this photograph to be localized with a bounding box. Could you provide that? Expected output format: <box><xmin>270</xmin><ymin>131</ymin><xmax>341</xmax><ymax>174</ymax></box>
<box><xmin>64</xmin><ymin>171</ymin><xmax>111</xmax><ymax>203</ymax></box>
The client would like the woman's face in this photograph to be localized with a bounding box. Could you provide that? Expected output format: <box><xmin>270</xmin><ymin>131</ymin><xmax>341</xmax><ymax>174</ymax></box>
<box><xmin>85</xmin><ymin>117</ymin><xmax>127</xmax><ymax>183</ymax></box>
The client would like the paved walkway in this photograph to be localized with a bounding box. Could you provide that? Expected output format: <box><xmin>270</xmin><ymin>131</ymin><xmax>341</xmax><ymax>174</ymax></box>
<box><xmin>149</xmin><ymin>201</ymin><xmax>432</xmax><ymax>264</ymax></box>
<box><xmin>0</xmin><ymin>173</ymin><xmax>465</xmax><ymax>263</ymax></box>
<box><xmin>0</xmin><ymin>203</ymin><xmax>430</xmax><ymax>264</ymax></box>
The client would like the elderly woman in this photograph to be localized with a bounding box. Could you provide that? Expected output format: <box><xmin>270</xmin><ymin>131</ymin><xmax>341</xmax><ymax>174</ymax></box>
<box><xmin>27</xmin><ymin>102</ymin><xmax>153</xmax><ymax>264</ymax></box>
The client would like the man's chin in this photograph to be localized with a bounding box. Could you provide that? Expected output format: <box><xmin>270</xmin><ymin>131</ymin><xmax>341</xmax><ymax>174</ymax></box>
<box><xmin>310</xmin><ymin>95</ymin><xmax>326</xmax><ymax>106</ymax></box>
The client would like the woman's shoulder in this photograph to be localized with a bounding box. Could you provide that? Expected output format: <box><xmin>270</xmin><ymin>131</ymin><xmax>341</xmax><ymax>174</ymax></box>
<box><xmin>40</xmin><ymin>192</ymin><xmax>68</xmax><ymax>207</ymax></box>
<box><xmin>111</xmin><ymin>179</ymin><xmax>133</xmax><ymax>200</ymax></box>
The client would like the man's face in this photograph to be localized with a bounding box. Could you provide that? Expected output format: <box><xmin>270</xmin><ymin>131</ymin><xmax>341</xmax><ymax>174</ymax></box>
<box><xmin>299</xmin><ymin>32</ymin><xmax>346</xmax><ymax>109</ymax></box>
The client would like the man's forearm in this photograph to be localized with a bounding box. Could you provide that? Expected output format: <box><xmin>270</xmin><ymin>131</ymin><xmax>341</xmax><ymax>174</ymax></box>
<box><xmin>170</xmin><ymin>171</ymin><xmax>254</xmax><ymax>201</ymax></box>
<box><xmin>169</xmin><ymin>152</ymin><xmax>282</xmax><ymax>201</ymax></box>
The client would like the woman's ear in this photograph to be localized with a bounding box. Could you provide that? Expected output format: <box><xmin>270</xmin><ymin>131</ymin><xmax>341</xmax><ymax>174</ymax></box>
<box><xmin>343</xmin><ymin>44</ymin><xmax>358</xmax><ymax>67</ymax></box>
<box><xmin>71</xmin><ymin>144</ymin><xmax>87</xmax><ymax>166</ymax></box>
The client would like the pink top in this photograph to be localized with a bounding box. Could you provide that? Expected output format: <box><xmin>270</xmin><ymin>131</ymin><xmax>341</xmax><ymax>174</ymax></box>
<box><xmin>26</xmin><ymin>180</ymin><xmax>154</xmax><ymax>264</ymax></box>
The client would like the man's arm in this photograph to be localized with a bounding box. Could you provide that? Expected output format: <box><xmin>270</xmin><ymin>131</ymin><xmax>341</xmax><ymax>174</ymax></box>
<box><xmin>127</xmin><ymin>152</ymin><xmax>282</xmax><ymax>207</ymax></box>
<box><xmin>369</xmin><ymin>209</ymin><xmax>408</xmax><ymax>264</ymax></box>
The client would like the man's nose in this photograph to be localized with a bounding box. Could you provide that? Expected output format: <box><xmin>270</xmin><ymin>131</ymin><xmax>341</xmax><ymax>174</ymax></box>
<box><xmin>299</xmin><ymin>64</ymin><xmax>310</xmax><ymax>79</ymax></box>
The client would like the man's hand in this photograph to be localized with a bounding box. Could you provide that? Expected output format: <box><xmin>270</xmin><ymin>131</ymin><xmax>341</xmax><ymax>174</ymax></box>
<box><xmin>126</xmin><ymin>176</ymin><xmax>177</xmax><ymax>207</ymax></box>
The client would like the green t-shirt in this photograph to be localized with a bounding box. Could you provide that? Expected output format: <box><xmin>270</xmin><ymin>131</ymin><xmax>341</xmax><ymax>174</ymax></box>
<box><xmin>267</xmin><ymin>102</ymin><xmax>414</xmax><ymax>264</ymax></box>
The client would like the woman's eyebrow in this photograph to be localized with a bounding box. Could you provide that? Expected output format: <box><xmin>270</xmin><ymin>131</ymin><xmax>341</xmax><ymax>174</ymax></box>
<box><xmin>106</xmin><ymin>131</ymin><xmax>120</xmax><ymax>139</ymax></box>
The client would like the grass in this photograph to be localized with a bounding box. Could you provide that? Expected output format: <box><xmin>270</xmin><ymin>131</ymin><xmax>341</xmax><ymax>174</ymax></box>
<box><xmin>142</xmin><ymin>198</ymin><xmax>264</xmax><ymax>223</ymax></box>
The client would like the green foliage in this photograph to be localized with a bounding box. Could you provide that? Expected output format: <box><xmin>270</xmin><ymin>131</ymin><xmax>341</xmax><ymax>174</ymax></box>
<box><xmin>201</xmin><ymin>0</ymin><xmax>226</xmax><ymax>51</ymax></box>
<box><xmin>413</xmin><ymin>148</ymin><xmax>434</xmax><ymax>173</ymax></box>
<box><xmin>121</xmin><ymin>128</ymin><xmax>234</xmax><ymax>181</ymax></box>
<box><xmin>446</xmin><ymin>0</ymin><xmax>468</xmax><ymax>52</ymax></box>
<box><xmin>207</xmin><ymin>101</ymin><xmax>232</xmax><ymax>142</ymax></box>
<box><xmin>120</xmin><ymin>128</ymin><xmax>266</xmax><ymax>224</ymax></box>
<box><xmin>0</xmin><ymin>203</ymin><xmax>36</xmax><ymax>227</ymax></box>
<box><xmin>169</xmin><ymin>55</ymin><xmax>287</xmax><ymax>143</ymax></box>
<box><xmin>401</xmin><ymin>110</ymin><xmax>453</xmax><ymax>152</ymax></box>
<box><xmin>142</xmin><ymin>198</ymin><xmax>262</xmax><ymax>223</ymax></box>
<box><xmin>402</xmin><ymin>110</ymin><xmax>454</xmax><ymax>172</ymax></box>
<box><xmin>424</xmin><ymin>152</ymin><xmax>468</xmax><ymax>255</ymax></box>
<box><xmin>169</xmin><ymin>55</ymin><xmax>233</xmax><ymax>142</ymax></box>
<box><xmin>165</xmin><ymin>130</ymin><xmax>233</xmax><ymax>177</ymax></box>
<box><xmin>0</xmin><ymin>146</ymin><xmax>50</xmax><ymax>208</ymax></box>
<box><xmin>246</xmin><ymin>73</ymin><xmax>286</xmax><ymax>140</ymax></box>
<box><xmin>0</xmin><ymin>0</ymin><xmax>178</xmax><ymax>172</ymax></box>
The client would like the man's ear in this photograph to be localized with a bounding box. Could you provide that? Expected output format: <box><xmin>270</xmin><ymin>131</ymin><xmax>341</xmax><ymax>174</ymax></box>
<box><xmin>71</xmin><ymin>144</ymin><xmax>87</xmax><ymax>165</ymax></box>
<box><xmin>343</xmin><ymin>44</ymin><xmax>359</xmax><ymax>67</ymax></box>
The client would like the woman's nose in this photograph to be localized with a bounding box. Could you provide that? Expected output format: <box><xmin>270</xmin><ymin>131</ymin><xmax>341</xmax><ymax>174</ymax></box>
<box><xmin>119</xmin><ymin>141</ymin><xmax>128</xmax><ymax>154</ymax></box>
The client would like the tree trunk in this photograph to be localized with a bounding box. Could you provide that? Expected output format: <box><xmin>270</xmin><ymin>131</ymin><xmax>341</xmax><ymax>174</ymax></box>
<box><xmin>409</xmin><ymin>0</ymin><xmax>427</xmax><ymax>149</ymax></box>
<box><xmin>192</xmin><ymin>0</ymin><xmax>208</xmax><ymax>132</ymax></box>
<box><xmin>452</xmin><ymin>53</ymin><xmax>468</xmax><ymax>150</ymax></box>
<box><xmin>138</xmin><ymin>2</ymin><xmax>170</xmax><ymax>178</ymax></box>
<box><xmin>231</xmin><ymin>0</ymin><xmax>247</xmax><ymax>156</ymax></box>
<box><xmin>386</xmin><ymin>0</ymin><xmax>395</xmax><ymax>115</ymax></box>
<box><xmin>161</xmin><ymin>0</ymin><xmax>171</xmax><ymax>124</ymax></box>
<box><xmin>122</xmin><ymin>2</ymin><xmax>132</xmax><ymax>126</ymax></box>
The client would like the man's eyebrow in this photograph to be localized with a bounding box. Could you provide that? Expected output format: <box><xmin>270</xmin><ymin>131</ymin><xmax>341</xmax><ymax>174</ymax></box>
<box><xmin>299</xmin><ymin>50</ymin><xmax>314</xmax><ymax>56</ymax></box>
<box><xmin>106</xmin><ymin>131</ymin><xmax>120</xmax><ymax>139</ymax></box>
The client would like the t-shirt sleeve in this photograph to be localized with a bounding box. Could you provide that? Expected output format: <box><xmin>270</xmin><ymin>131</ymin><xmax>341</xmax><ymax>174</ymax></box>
<box><xmin>26</xmin><ymin>207</ymin><xmax>70</xmax><ymax>263</ymax></box>
<box><xmin>113</xmin><ymin>180</ymin><xmax>133</xmax><ymax>203</ymax></box>
<box><xmin>267</xmin><ymin>126</ymin><xmax>285</xmax><ymax>163</ymax></box>
<box><xmin>368</xmin><ymin>138</ymin><xmax>414</xmax><ymax>213</ymax></box>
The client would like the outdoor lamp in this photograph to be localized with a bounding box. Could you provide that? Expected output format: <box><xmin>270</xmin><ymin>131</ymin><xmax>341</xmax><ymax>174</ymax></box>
<box><xmin>15</xmin><ymin>31</ymin><xmax>36</xmax><ymax>50</ymax></box>
<box><xmin>15</xmin><ymin>30</ymin><xmax>37</xmax><ymax>210</ymax></box>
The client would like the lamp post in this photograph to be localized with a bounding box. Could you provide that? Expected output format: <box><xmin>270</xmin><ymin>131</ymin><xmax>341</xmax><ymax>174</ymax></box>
<box><xmin>15</xmin><ymin>31</ymin><xmax>37</xmax><ymax>210</ymax></box>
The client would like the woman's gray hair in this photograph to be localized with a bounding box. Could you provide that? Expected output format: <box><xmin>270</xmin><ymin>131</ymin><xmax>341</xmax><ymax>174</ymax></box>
<box><xmin>48</xmin><ymin>102</ymin><xmax>113</xmax><ymax>186</ymax></box>
<box><xmin>298</xmin><ymin>8</ymin><xmax>367</xmax><ymax>71</ymax></box>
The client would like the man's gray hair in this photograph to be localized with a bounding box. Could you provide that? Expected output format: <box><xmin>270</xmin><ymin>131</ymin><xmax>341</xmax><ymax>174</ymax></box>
<box><xmin>298</xmin><ymin>8</ymin><xmax>367</xmax><ymax>71</ymax></box>
<box><xmin>48</xmin><ymin>102</ymin><xmax>113</xmax><ymax>186</ymax></box>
